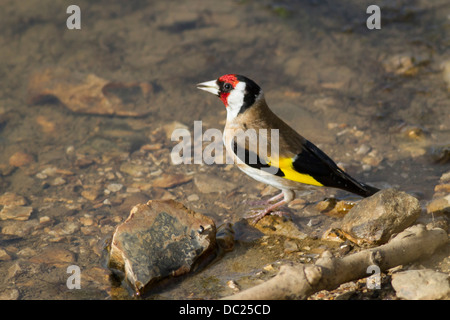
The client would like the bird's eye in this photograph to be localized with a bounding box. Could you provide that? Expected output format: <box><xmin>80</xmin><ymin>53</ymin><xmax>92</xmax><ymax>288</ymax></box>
<box><xmin>223</xmin><ymin>83</ymin><xmax>232</xmax><ymax>91</ymax></box>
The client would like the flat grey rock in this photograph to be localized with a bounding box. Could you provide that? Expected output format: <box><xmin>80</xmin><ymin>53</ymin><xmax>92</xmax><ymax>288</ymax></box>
<box><xmin>108</xmin><ymin>199</ymin><xmax>216</xmax><ymax>295</ymax></box>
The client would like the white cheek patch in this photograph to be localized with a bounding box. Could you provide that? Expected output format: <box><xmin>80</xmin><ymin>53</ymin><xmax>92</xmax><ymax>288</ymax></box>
<box><xmin>226</xmin><ymin>82</ymin><xmax>246</xmax><ymax>122</ymax></box>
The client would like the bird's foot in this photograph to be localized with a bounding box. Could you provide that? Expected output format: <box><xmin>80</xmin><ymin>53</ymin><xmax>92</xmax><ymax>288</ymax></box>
<box><xmin>244</xmin><ymin>193</ymin><xmax>284</xmax><ymax>207</ymax></box>
<box><xmin>246</xmin><ymin>194</ymin><xmax>289</xmax><ymax>224</ymax></box>
<box><xmin>247</xmin><ymin>209</ymin><xmax>290</xmax><ymax>224</ymax></box>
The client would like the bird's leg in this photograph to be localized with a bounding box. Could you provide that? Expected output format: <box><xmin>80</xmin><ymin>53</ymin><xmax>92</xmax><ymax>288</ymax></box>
<box><xmin>247</xmin><ymin>198</ymin><xmax>288</xmax><ymax>224</ymax></box>
<box><xmin>247</xmin><ymin>190</ymin><xmax>295</xmax><ymax>224</ymax></box>
<box><xmin>245</xmin><ymin>191</ymin><xmax>284</xmax><ymax>207</ymax></box>
<box><xmin>267</xmin><ymin>192</ymin><xmax>284</xmax><ymax>203</ymax></box>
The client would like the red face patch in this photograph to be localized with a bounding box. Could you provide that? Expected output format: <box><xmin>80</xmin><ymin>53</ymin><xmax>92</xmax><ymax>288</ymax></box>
<box><xmin>218</xmin><ymin>74</ymin><xmax>238</xmax><ymax>87</ymax></box>
<box><xmin>218</xmin><ymin>74</ymin><xmax>239</xmax><ymax>107</ymax></box>
<box><xmin>219</xmin><ymin>92</ymin><xmax>230</xmax><ymax>106</ymax></box>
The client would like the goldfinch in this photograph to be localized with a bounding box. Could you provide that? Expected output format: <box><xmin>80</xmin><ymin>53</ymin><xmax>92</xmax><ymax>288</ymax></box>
<box><xmin>197</xmin><ymin>74</ymin><xmax>379</xmax><ymax>222</ymax></box>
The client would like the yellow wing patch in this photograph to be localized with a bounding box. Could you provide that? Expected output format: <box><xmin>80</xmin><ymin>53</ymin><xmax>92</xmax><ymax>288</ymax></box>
<box><xmin>269</xmin><ymin>157</ymin><xmax>324</xmax><ymax>187</ymax></box>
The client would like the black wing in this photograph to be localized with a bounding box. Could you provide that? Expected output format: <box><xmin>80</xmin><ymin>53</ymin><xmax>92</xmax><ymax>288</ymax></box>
<box><xmin>231</xmin><ymin>139</ymin><xmax>285</xmax><ymax>177</ymax></box>
<box><xmin>292</xmin><ymin>140</ymin><xmax>379</xmax><ymax>197</ymax></box>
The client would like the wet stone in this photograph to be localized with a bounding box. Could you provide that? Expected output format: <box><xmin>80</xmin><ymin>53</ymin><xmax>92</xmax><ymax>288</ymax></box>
<box><xmin>81</xmin><ymin>186</ymin><xmax>102</xmax><ymax>201</ymax></box>
<box><xmin>283</xmin><ymin>239</ymin><xmax>299</xmax><ymax>253</ymax></box>
<box><xmin>50</xmin><ymin>177</ymin><xmax>66</xmax><ymax>186</ymax></box>
<box><xmin>106</xmin><ymin>183</ymin><xmax>123</xmax><ymax>193</ymax></box>
<box><xmin>1</xmin><ymin>219</ymin><xmax>39</xmax><ymax>237</ymax></box>
<box><xmin>427</xmin><ymin>170</ymin><xmax>450</xmax><ymax>216</ymax></box>
<box><xmin>9</xmin><ymin>151</ymin><xmax>35</xmax><ymax>167</ymax></box>
<box><xmin>29</xmin><ymin>246</ymin><xmax>75</xmax><ymax>267</ymax></box>
<box><xmin>107</xmin><ymin>199</ymin><xmax>217</xmax><ymax>295</ymax></box>
<box><xmin>340</xmin><ymin>188</ymin><xmax>421</xmax><ymax>245</ymax></box>
<box><xmin>427</xmin><ymin>196</ymin><xmax>450</xmax><ymax>215</ymax></box>
<box><xmin>194</xmin><ymin>173</ymin><xmax>237</xmax><ymax>194</ymax></box>
<box><xmin>27</xmin><ymin>68</ymin><xmax>154</xmax><ymax>117</ymax></box>
<box><xmin>0</xmin><ymin>192</ymin><xmax>27</xmax><ymax>206</ymax></box>
<box><xmin>0</xmin><ymin>248</ymin><xmax>12</xmax><ymax>261</ymax></box>
<box><xmin>152</xmin><ymin>173</ymin><xmax>192</xmax><ymax>189</ymax></box>
<box><xmin>316</xmin><ymin>198</ymin><xmax>355</xmax><ymax>218</ymax></box>
<box><xmin>187</xmin><ymin>194</ymin><xmax>199</xmax><ymax>202</ymax></box>
<box><xmin>119</xmin><ymin>162</ymin><xmax>149</xmax><ymax>177</ymax></box>
<box><xmin>0</xmin><ymin>205</ymin><xmax>33</xmax><ymax>221</ymax></box>
<box><xmin>255</xmin><ymin>215</ymin><xmax>308</xmax><ymax>240</ymax></box>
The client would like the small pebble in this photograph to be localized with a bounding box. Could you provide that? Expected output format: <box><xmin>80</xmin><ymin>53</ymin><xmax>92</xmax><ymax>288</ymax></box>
<box><xmin>51</xmin><ymin>177</ymin><xmax>66</xmax><ymax>186</ymax></box>
<box><xmin>35</xmin><ymin>173</ymin><xmax>47</xmax><ymax>180</ymax></box>
<box><xmin>9</xmin><ymin>151</ymin><xmax>34</xmax><ymax>167</ymax></box>
<box><xmin>39</xmin><ymin>216</ymin><xmax>51</xmax><ymax>224</ymax></box>
<box><xmin>126</xmin><ymin>187</ymin><xmax>141</xmax><ymax>193</ymax></box>
<box><xmin>152</xmin><ymin>174</ymin><xmax>192</xmax><ymax>189</ymax></box>
<box><xmin>0</xmin><ymin>248</ymin><xmax>12</xmax><ymax>261</ymax></box>
<box><xmin>187</xmin><ymin>194</ymin><xmax>199</xmax><ymax>202</ymax></box>
<box><xmin>283</xmin><ymin>239</ymin><xmax>299</xmax><ymax>253</ymax></box>
<box><xmin>107</xmin><ymin>183</ymin><xmax>123</xmax><ymax>193</ymax></box>
<box><xmin>81</xmin><ymin>188</ymin><xmax>101</xmax><ymax>201</ymax></box>
<box><xmin>355</xmin><ymin>144</ymin><xmax>371</xmax><ymax>155</ymax></box>
<box><xmin>227</xmin><ymin>280</ymin><xmax>240</xmax><ymax>292</ymax></box>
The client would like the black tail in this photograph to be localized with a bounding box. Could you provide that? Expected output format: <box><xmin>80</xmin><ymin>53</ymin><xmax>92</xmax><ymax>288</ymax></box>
<box><xmin>334</xmin><ymin>168</ymin><xmax>380</xmax><ymax>198</ymax></box>
<box><xmin>298</xmin><ymin>140</ymin><xmax>380</xmax><ymax>198</ymax></box>
<box><xmin>354</xmin><ymin>182</ymin><xmax>380</xmax><ymax>198</ymax></box>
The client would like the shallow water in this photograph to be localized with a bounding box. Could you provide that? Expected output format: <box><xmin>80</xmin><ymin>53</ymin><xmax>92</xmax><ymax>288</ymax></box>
<box><xmin>0</xmin><ymin>0</ymin><xmax>449</xmax><ymax>300</ymax></box>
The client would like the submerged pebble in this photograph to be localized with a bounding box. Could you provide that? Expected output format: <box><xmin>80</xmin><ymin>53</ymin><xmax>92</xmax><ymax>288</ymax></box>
<box><xmin>0</xmin><ymin>205</ymin><xmax>33</xmax><ymax>221</ymax></box>
<box><xmin>152</xmin><ymin>173</ymin><xmax>192</xmax><ymax>188</ymax></box>
<box><xmin>28</xmin><ymin>246</ymin><xmax>75</xmax><ymax>267</ymax></box>
<box><xmin>316</xmin><ymin>198</ymin><xmax>355</xmax><ymax>218</ymax></box>
<box><xmin>106</xmin><ymin>183</ymin><xmax>123</xmax><ymax>193</ymax></box>
<box><xmin>194</xmin><ymin>174</ymin><xmax>236</xmax><ymax>194</ymax></box>
<box><xmin>9</xmin><ymin>151</ymin><xmax>35</xmax><ymax>167</ymax></box>
<box><xmin>0</xmin><ymin>192</ymin><xmax>27</xmax><ymax>206</ymax></box>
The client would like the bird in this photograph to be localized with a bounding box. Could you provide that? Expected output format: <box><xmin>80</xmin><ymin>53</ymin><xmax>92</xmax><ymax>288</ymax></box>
<box><xmin>197</xmin><ymin>74</ymin><xmax>379</xmax><ymax>223</ymax></box>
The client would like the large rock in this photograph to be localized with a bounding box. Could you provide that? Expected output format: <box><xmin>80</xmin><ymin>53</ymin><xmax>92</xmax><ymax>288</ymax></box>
<box><xmin>108</xmin><ymin>199</ymin><xmax>216</xmax><ymax>295</ymax></box>
<box><xmin>391</xmin><ymin>269</ymin><xmax>450</xmax><ymax>300</ymax></box>
<box><xmin>341</xmin><ymin>188</ymin><xmax>421</xmax><ymax>244</ymax></box>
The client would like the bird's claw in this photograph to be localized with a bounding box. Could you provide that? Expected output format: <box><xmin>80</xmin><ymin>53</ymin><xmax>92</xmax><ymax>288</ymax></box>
<box><xmin>247</xmin><ymin>209</ymin><xmax>290</xmax><ymax>224</ymax></box>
